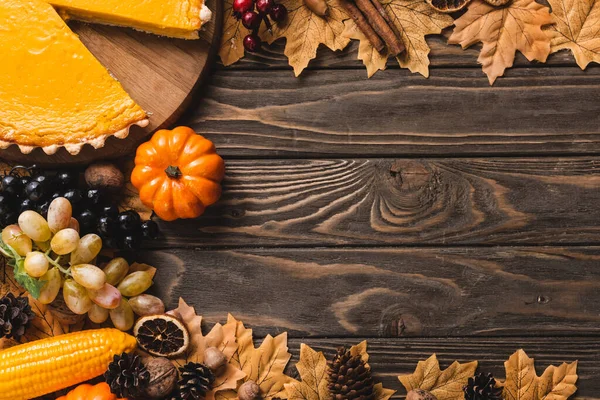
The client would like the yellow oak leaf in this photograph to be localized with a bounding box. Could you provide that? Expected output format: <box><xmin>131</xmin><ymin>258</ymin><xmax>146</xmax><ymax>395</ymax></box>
<box><xmin>399</xmin><ymin>354</ymin><xmax>477</xmax><ymax>400</ymax></box>
<box><xmin>284</xmin><ymin>344</ymin><xmax>330</xmax><ymax>400</ymax></box>
<box><xmin>502</xmin><ymin>349</ymin><xmax>578</xmax><ymax>400</ymax></box>
<box><xmin>169</xmin><ymin>299</ymin><xmax>246</xmax><ymax>400</ymax></box>
<box><xmin>448</xmin><ymin>0</ymin><xmax>553</xmax><ymax>84</ymax></box>
<box><xmin>342</xmin><ymin>0</ymin><xmax>453</xmax><ymax>78</ymax></box>
<box><xmin>545</xmin><ymin>0</ymin><xmax>600</xmax><ymax>70</ymax></box>
<box><xmin>219</xmin><ymin>0</ymin><xmax>250</xmax><ymax>66</ymax></box>
<box><xmin>261</xmin><ymin>0</ymin><xmax>351</xmax><ymax>76</ymax></box>
<box><xmin>219</xmin><ymin>315</ymin><xmax>294</xmax><ymax>400</ymax></box>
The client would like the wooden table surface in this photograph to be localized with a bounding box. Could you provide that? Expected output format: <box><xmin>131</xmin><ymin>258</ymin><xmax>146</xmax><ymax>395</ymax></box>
<box><xmin>145</xmin><ymin>32</ymin><xmax>600</xmax><ymax>398</ymax></box>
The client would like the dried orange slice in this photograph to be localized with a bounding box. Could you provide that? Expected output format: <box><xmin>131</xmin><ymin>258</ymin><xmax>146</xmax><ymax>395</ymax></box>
<box><xmin>426</xmin><ymin>0</ymin><xmax>472</xmax><ymax>12</ymax></box>
<box><xmin>133</xmin><ymin>315</ymin><xmax>189</xmax><ymax>357</ymax></box>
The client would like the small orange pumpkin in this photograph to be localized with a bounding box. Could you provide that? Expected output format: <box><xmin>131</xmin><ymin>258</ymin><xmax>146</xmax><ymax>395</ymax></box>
<box><xmin>56</xmin><ymin>382</ymin><xmax>125</xmax><ymax>400</ymax></box>
<box><xmin>131</xmin><ymin>127</ymin><xmax>225</xmax><ymax>221</ymax></box>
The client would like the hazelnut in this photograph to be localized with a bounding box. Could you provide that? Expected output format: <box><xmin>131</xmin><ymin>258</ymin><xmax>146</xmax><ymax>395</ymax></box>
<box><xmin>84</xmin><ymin>162</ymin><xmax>125</xmax><ymax>193</ymax></box>
<box><xmin>406</xmin><ymin>389</ymin><xmax>438</xmax><ymax>400</ymax></box>
<box><xmin>238</xmin><ymin>380</ymin><xmax>261</xmax><ymax>400</ymax></box>
<box><xmin>142</xmin><ymin>357</ymin><xmax>179</xmax><ymax>399</ymax></box>
<box><xmin>204</xmin><ymin>347</ymin><xmax>228</xmax><ymax>376</ymax></box>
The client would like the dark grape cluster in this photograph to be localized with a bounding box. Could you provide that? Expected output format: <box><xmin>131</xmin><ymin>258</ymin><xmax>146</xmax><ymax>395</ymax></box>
<box><xmin>232</xmin><ymin>0</ymin><xmax>287</xmax><ymax>51</ymax></box>
<box><xmin>0</xmin><ymin>166</ymin><xmax>159</xmax><ymax>251</ymax></box>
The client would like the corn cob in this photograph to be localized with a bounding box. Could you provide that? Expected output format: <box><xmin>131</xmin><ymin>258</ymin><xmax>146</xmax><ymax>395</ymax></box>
<box><xmin>0</xmin><ymin>328</ymin><xmax>136</xmax><ymax>400</ymax></box>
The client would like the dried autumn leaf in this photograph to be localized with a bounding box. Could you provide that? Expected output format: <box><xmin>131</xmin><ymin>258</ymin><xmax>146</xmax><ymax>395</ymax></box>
<box><xmin>544</xmin><ymin>0</ymin><xmax>600</xmax><ymax>69</ymax></box>
<box><xmin>0</xmin><ymin>261</ymin><xmax>68</xmax><ymax>349</ymax></box>
<box><xmin>260</xmin><ymin>0</ymin><xmax>350</xmax><ymax>76</ymax></box>
<box><xmin>448</xmin><ymin>0</ymin><xmax>553</xmax><ymax>84</ymax></box>
<box><xmin>220</xmin><ymin>315</ymin><xmax>294</xmax><ymax>399</ymax></box>
<box><xmin>399</xmin><ymin>354</ymin><xmax>477</xmax><ymax>400</ymax></box>
<box><xmin>502</xmin><ymin>349</ymin><xmax>578</xmax><ymax>400</ymax></box>
<box><xmin>170</xmin><ymin>299</ymin><xmax>246</xmax><ymax>400</ymax></box>
<box><xmin>342</xmin><ymin>0</ymin><xmax>453</xmax><ymax>77</ymax></box>
<box><xmin>220</xmin><ymin>0</ymin><xmax>250</xmax><ymax>66</ymax></box>
<box><xmin>284</xmin><ymin>344</ymin><xmax>330</xmax><ymax>400</ymax></box>
<box><xmin>342</xmin><ymin>20</ymin><xmax>388</xmax><ymax>77</ymax></box>
<box><xmin>119</xmin><ymin>159</ymin><xmax>153</xmax><ymax>221</ymax></box>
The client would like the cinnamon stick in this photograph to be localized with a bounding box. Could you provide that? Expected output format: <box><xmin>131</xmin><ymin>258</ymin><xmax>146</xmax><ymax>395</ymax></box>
<box><xmin>340</xmin><ymin>0</ymin><xmax>385</xmax><ymax>53</ymax></box>
<box><xmin>370</xmin><ymin>0</ymin><xmax>405</xmax><ymax>50</ymax></box>
<box><xmin>354</xmin><ymin>0</ymin><xmax>404</xmax><ymax>55</ymax></box>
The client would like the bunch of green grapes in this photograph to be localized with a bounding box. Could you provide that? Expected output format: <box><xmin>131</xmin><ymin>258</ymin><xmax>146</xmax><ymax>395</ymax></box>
<box><xmin>0</xmin><ymin>197</ymin><xmax>159</xmax><ymax>331</ymax></box>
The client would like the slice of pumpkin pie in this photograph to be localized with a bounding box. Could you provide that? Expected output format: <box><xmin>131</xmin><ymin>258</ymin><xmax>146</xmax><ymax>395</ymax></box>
<box><xmin>49</xmin><ymin>0</ymin><xmax>212</xmax><ymax>39</ymax></box>
<box><xmin>0</xmin><ymin>0</ymin><xmax>149</xmax><ymax>155</ymax></box>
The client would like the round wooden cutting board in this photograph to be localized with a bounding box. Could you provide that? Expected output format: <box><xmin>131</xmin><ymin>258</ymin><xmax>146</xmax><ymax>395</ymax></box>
<box><xmin>0</xmin><ymin>0</ymin><xmax>221</xmax><ymax>166</ymax></box>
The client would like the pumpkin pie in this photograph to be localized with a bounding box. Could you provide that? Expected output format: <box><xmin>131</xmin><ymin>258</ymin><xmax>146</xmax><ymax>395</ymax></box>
<box><xmin>50</xmin><ymin>0</ymin><xmax>212</xmax><ymax>39</ymax></box>
<box><xmin>0</xmin><ymin>0</ymin><xmax>211</xmax><ymax>156</ymax></box>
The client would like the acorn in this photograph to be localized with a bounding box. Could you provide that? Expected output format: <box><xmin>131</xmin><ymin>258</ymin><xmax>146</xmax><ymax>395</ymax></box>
<box><xmin>303</xmin><ymin>0</ymin><xmax>329</xmax><ymax>17</ymax></box>
<box><xmin>238</xmin><ymin>380</ymin><xmax>261</xmax><ymax>400</ymax></box>
<box><xmin>204</xmin><ymin>346</ymin><xmax>228</xmax><ymax>376</ymax></box>
<box><xmin>142</xmin><ymin>357</ymin><xmax>179</xmax><ymax>399</ymax></box>
<box><xmin>406</xmin><ymin>389</ymin><xmax>438</xmax><ymax>400</ymax></box>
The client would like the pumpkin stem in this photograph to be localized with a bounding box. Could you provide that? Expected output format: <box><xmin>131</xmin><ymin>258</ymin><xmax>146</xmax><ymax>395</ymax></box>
<box><xmin>165</xmin><ymin>166</ymin><xmax>182</xmax><ymax>179</ymax></box>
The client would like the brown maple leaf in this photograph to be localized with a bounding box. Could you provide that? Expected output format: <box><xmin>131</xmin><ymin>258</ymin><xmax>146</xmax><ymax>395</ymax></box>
<box><xmin>0</xmin><ymin>261</ymin><xmax>68</xmax><ymax>349</ymax></box>
<box><xmin>545</xmin><ymin>0</ymin><xmax>600</xmax><ymax>69</ymax></box>
<box><xmin>501</xmin><ymin>349</ymin><xmax>578</xmax><ymax>400</ymax></box>
<box><xmin>169</xmin><ymin>299</ymin><xmax>246</xmax><ymax>400</ymax></box>
<box><xmin>260</xmin><ymin>0</ymin><xmax>350</xmax><ymax>76</ymax></box>
<box><xmin>119</xmin><ymin>160</ymin><xmax>153</xmax><ymax>221</ymax></box>
<box><xmin>217</xmin><ymin>315</ymin><xmax>294</xmax><ymax>400</ymax></box>
<box><xmin>399</xmin><ymin>354</ymin><xmax>477</xmax><ymax>400</ymax></box>
<box><xmin>342</xmin><ymin>0</ymin><xmax>453</xmax><ymax>77</ymax></box>
<box><xmin>219</xmin><ymin>0</ymin><xmax>250</xmax><ymax>66</ymax></box>
<box><xmin>448</xmin><ymin>0</ymin><xmax>553</xmax><ymax>84</ymax></box>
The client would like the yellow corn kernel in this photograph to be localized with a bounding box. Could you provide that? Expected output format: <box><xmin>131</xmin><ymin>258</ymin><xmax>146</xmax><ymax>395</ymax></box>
<box><xmin>0</xmin><ymin>328</ymin><xmax>136</xmax><ymax>400</ymax></box>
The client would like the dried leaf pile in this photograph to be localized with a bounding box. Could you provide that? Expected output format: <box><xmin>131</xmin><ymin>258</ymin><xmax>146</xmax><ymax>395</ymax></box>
<box><xmin>219</xmin><ymin>0</ymin><xmax>600</xmax><ymax>84</ymax></box>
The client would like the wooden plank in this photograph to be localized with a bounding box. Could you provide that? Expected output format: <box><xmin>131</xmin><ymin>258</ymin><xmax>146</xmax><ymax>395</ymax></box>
<box><xmin>157</xmin><ymin>158</ymin><xmax>600</xmax><ymax>247</ymax></box>
<box><xmin>284</xmin><ymin>338</ymin><xmax>599</xmax><ymax>399</ymax></box>
<box><xmin>138</xmin><ymin>246</ymin><xmax>600</xmax><ymax>338</ymax></box>
<box><xmin>219</xmin><ymin>31</ymin><xmax>579</xmax><ymax>70</ymax></box>
<box><xmin>184</xmin><ymin>67</ymin><xmax>600</xmax><ymax>157</ymax></box>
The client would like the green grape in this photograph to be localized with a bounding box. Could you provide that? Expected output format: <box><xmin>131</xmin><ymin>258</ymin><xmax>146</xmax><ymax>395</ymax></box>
<box><xmin>70</xmin><ymin>234</ymin><xmax>102</xmax><ymax>265</ymax></box>
<box><xmin>47</xmin><ymin>197</ymin><xmax>72</xmax><ymax>233</ymax></box>
<box><xmin>18</xmin><ymin>210</ymin><xmax>51</xmax><ymax>242</ymax></box>
<box><xmin>69</xmin><ymin>217</ymin><xmax>80</xmax><ymax>233</ymax></box>
<box><xmin>88</xmin><ymin>303</ymin><xmax>109</xmax><ymax>324</ymax></box>
<box><xmin>50</xmin><ymin>228</ymin><xmax>80</xmax><ymax>255</ymax></box>
<box><xmin>71</xmin><ymin>264</ymin><xmax>106</xmax><ymax>290</ymax></box>
<box><xmin>63</xmin><ymin>279</ymin><xmax>93</xmax><ymax>315</ymax></box>
<box><xmin>38</xmin><ymin>267</ymin><xmax>61</xmax><ymax>304</ymax></box>
<box><xmin>102</xmin><ymin>258</ymin><xmax>129</xmax><ymax>286</ymax></box>
<box><xmin>129</xmin><ymin>294</ymin><xmax>165</xmax><ymax>316</ymax></box>
<box><xmin>24</xmin><ymin>251</ymin><xmax>49</xmax><ymax>277</ymax></box>
<box><xmin>110</xmin><ymin>298</ymin><xmax>134</xmax><ymax>331</ymax></box>
<box><xmin>34</xmin><ymin>240</ymin><xmax>50</xmax><ymax>252</ymax></box>
<box><xmin>117</xmin><ymin>271</ymin><xmax>153</xmax><ymax>297</ymax></box>
<box><xmin>88</xmin><ymin>283</ymin><xmax>121</xmax><ymax>309</ymax></box>
<box><xmin>1</xmin><ymin>225</ymin><xmax>32</xmax><ymax>256</ymax></box>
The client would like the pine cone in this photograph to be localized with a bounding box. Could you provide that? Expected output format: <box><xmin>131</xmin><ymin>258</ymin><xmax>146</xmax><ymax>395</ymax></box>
<box><xmin>172</xmin><ymin>362</ymin><xmax>215</xmax><ymax>400</ymax></box>
<box><xmin>104</xmin><ymin>352</ymin><xmax>150</xmax><ymax>399</ymax></box>
<box><xmin>0</xmin><ymin>293</ymin><xmax>34</xmax><ymax>340</ymax></box>
<box><xmin>463</xmin><ymin>373</ymin><xmax>503</xmax><ymax>400</ymax></box>
<box><xmin>327</xmin><ymin>347</ymin><xmax>375</xmax><ymax>400</ymax></box>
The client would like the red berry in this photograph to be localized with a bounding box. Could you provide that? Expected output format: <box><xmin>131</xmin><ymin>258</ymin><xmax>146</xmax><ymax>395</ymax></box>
<box><xmin>233</xmin><ymin>0</ymin><xmax>254</xmax><ymax>14</ymax></box>
<box><xmin>242</xmin><ymin>11</ymin><xmax>261</xmax><ymax>30</ymax></box>
<box><xmin>243</xmin><ymin>34</ymin><xmax>262</xmax><ymax>52</ymax></box>
<box><xmin>269</xmin><ymin>3</ymin><xmax>287</xmax><ymax>22</ymax></box>
<box><xmin>256</xmin><ymin>0</ymin><xmax>274</xmax><ymax>14</ymax></box>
